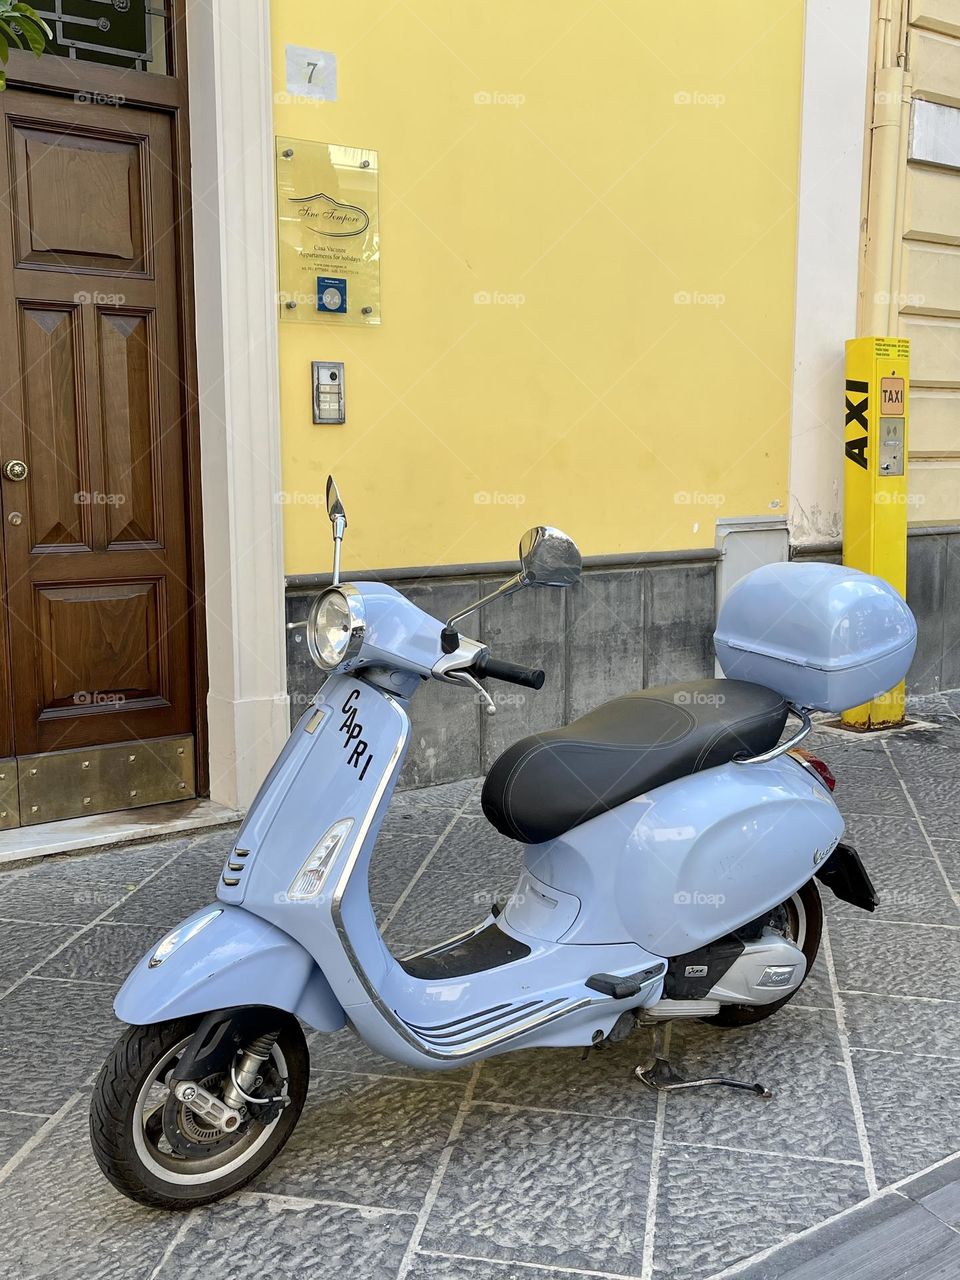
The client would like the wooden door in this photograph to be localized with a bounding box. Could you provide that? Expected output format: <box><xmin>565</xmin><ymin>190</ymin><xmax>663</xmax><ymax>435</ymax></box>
<box><xmin>0</xmin><ymin>90</ymin><xmax>198</xmax><ymax>824</ymax></box>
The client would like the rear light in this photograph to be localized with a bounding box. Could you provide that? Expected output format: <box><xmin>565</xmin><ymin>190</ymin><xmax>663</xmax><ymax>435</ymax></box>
<box><xmin>792</xmin><ymin>749</ymin><xmax>836</xmax><ymax>792</ymax></box>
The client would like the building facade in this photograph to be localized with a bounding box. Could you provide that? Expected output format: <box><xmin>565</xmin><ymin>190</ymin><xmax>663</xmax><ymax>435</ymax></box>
<box><xmin>0</xmin><ymin>0</ymin><xmax>957</xmax><ymax>839</ymax></box>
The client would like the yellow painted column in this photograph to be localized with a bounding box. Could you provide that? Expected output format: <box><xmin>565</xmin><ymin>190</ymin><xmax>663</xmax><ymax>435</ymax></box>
<box><xmin>842</xmin><ymin>336</ymin><xmax>910</xmax><ymax>728</ymax></box>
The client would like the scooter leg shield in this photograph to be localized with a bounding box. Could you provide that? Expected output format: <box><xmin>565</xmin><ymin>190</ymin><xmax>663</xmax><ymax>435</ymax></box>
<box><xmin>113</xmin><ymin>904</ymin><xmax>347</xmax><ymax>1031</ymax></box>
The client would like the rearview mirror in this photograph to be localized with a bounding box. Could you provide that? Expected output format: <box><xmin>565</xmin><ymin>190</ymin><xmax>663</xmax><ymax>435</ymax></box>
<box><xmin>325</xmin><ymin>475</ymin><xmax>347</xmax><ymax>585</ymax></box>
<box><xmin>519</xmin><ymin>527</ymin><xmax>582</xmax><ymax>588</ymax></box>
<box><xmin>446</xmin><ymin>525</ymin><xmax>582</xmax><ymax>629</ymax></box>
<box><xmin>326</xmin><ymin>475</ymin><xmax>347</xmax><ymax>525</ymax></box>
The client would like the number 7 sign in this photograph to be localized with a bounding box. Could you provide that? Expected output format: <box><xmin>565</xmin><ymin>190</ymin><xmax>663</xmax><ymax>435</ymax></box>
<box><xmin>285</xmin><ymin>46</ymin><xmax>337</xmax><ymax>101</ymax></box>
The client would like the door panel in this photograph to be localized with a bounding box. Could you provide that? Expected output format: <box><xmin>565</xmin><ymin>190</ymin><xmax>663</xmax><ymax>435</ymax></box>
<box><xmin>11</xmin><ymin>124</ymin><xmax>145</xmax><ymax>270</ymax></box>
<box><xmin>98</xmin><ymin>310</ymin><xmax>160</xmax><ymax>546</ymax></box>
<box><xmin>19</xmin><ymin>303</ymin><xmax>88</xmax><ymax>550</ymax></box>
<box><xmin>0</xmin><ymin>90</ymin><xmax>196</xmax><ymax>769</ymax></box>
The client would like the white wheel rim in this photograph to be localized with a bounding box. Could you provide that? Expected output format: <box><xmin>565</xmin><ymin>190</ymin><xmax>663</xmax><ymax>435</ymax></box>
<box><xmin>131</xmin><ymin>1035</ymin><xmax>288</xmax><ymax>1186</ymax></box>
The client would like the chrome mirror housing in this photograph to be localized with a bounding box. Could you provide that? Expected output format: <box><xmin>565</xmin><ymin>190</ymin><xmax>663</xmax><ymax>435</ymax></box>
<box><xmin>518</xmin><ymin>527</ymin><xmax>581</xmax><ymax>588</ymax></box>
<box><xmin>326</xmin><ymin>475</ymin><xmax>347</xmax><ymax>585</ymax></box>
<box><xmin>446</xmin><ymin>526</ymin><xmax>582</xmax><ymax>629</ymax></box>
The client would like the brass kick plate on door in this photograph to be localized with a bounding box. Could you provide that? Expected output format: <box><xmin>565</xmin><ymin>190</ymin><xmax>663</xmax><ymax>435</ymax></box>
<box><xmin>17</xmin><ymin>735</ymin><xmax>196</xmax><ymax>825</ymax></box>
<box><xmin>0</xmin><ymin>759</ymin><xmax>19</xmax><ymax>830</ymax></box>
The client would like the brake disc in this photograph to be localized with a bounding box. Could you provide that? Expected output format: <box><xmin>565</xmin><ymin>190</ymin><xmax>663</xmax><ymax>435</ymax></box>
<box><xmin>161</xmin><ymin>1072</ymin><xmax>248</xmax><ymax>1159</ymax></box>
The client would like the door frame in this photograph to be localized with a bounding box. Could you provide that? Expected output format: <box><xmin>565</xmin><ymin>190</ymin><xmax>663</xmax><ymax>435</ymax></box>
<box><xmin>4</xmin><ymin>0</ymin><xmax>290</xmax><ymax>811</ymax></box>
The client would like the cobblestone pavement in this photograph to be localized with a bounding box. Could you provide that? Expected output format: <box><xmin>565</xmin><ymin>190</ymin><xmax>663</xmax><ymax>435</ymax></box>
<box><xmin>0</xmin><ymin>694</ymin><xmax>958</xmax><ymax>1279</ymax></box>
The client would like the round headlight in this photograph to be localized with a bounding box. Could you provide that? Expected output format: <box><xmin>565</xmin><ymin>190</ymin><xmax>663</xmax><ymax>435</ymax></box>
<box><xmin>306</xmin><ymin>586</ymin><xmax>365</xmax><ymax>670</ymax></box>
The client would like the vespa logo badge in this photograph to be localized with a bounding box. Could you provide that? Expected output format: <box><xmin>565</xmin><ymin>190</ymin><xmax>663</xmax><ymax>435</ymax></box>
<box><xmin>813</xmin><ymin>845</ymin><xmax>832</xmax><ymax>867</ymax></box>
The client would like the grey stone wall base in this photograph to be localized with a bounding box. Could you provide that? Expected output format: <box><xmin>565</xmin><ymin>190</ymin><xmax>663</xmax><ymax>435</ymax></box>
<box><xmin>285</xmin><ymin>529</ymin><xmax>955</xmax><ymax>787</ymax></box>
<box><xmin>286</xmin><ymin>557</ymin><xmax>717</xmax><ymax>789</ymax></box>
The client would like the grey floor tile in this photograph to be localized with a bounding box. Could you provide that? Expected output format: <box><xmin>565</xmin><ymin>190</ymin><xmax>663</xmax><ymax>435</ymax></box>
<box><xmin>899</xmin><ymin>1154</ymin><xmax>960</xmax><ymax>1229</ymax></box>
<box><xmin>36</xmin><ymin>922</ymin><xmax>164</xmax><ymax>984</ymax></box>
<box><xmin>842</xmin><ymin>991</ymin><xmax>960</xmax><ymax>1060</ymax></box>
<box><xmin>902</xmin><ymin>775</ymin><xmax>960</xmax><ymax>820</ymax></box>
<box><xmin>408</xmin><ymin>1256</ymin><xmax>589</xmax><ymax>1280</ymax></box>
<box><xmin>931</xmin><ymin>840</ymin><xmax>960</xmax><ymax>894</ymax></box>
<box><xmin>0</xmin><ymin>838</ymin><xmax>189</xmax><ymax>925</ymax></box>
<box><xmin>383</xmin><ymin>819</ymin><xmax>522</xmax><ymax>953</ymax></box>
<box><xmin>795</xmin><ymin>948</ymin><xmax>834</xmax><ymax>1008</ymax></box>
<box><xmin>652</xmin><ymin>1144</ymin><xmax>867</xmax><ymax>1280</ymax></box>
<box><xmin>823</xmin><ymin>847</ymin><xmax>959</xmax><ymax>926</ymax></box>
<box><xmin>0</xmin><ymin>1100</ymin><xmax>180</xmax><ymax>1279</ymax></box>
<box><xmin>731</xmin><ymin>1190</ymin><xmax>960</xmax><ymax>1280</ymax></box>
<box><xmin>834</xmin><ymin>766</ymin><xmax>914</xmax><ymax>817</ymax></box>
<box><xmin>252</xmin><ymin>1074</ymin><xmax>463</xmax><ymax>1211</ymax></box>
<box><xmin>829</xmin><ymin>916</ymin><xmax>960</xmax><ymax>1001</ymax></box>
<box><xmin>155</xmin><ymin>1194</ymin><xmax>413</xmax><ymax>1280</ymax></box>
<box><xmin>393</xmin><ymin>780</ymin><xmax>478</xmax><ymax>813</ymax></box>
<box><xmin>836</xmin><ymin>813</ymin><xmax>932</xmax><ymax>859</ymax></box>
<box><xmin>906</xmin><ymin>811</ymin><xmax>960</xmax><ymax>841</ymax></box>
<box><xmin>368</xmin><ymin>830</ymin><xmax>443</xmax><ymax>915</ymax></box>
<box><xmin>419</xmin><ymin>1103</ymin><xmax>653</xmax><ymax>1274</ymax></box>
<box><xmin>852</xmin><ymin>1049</ymin><xmax>960</xmax><ymax>1185</ymax></box>
<box><xmin>0</xmin><ymin>921</ymin><xmax>79</xmax><ymax>992</ymax></box>
<box><xmin>665</xmin><ymin>1007</ymin><xmax>862</xmax><ymax>1163</ymax></box>
<box><xmin>0</xmin><ymin>1108</ymin><xmax>47</xmax><ymax>1167</ymax></box>
<box><xmin>309</xmin><ymin>1024</ymin><xmax>471</xmax><ymax>1084</ymax></box>
<box><xmin>379</xmin><ymin>806</ymin><xmax>459</xmax><ymax>839</ymax></box>
<box><xmin>104</xmin><ymin>843</ymin><xmax>225</xmax><ymax>926</ymax></box>
<box><xmin>474</xmin><ymin>1031</ymin><xmax>660</xmax><ymax>1122</ymax></box>
<box><xmin>0</xmin><ymin>978</ymin><xmax>119</xmax><ymax>1111</ymax></box>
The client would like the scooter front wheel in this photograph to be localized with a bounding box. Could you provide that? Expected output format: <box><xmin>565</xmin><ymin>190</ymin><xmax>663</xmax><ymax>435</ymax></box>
<box><xmin>89</xmin><ymin>1011</ymin><xmax>308</xmax><ymax>1209</ymax></box>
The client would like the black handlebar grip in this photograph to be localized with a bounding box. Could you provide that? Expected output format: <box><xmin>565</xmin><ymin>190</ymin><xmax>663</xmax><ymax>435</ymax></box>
<box><xmin>473</xmin><ymin>652</ymin><xmax>546</xmax><ymax>690</ymax></box>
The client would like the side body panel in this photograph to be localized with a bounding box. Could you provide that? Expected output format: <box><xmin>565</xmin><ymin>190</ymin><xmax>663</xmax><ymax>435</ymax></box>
<box><xmin>518</xmin><ymin>755</ymin><xmax>843</xmax><ymax>956</ymax></box>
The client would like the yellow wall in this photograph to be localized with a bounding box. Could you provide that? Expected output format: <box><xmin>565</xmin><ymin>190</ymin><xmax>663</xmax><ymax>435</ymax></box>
<box><xmin>271</xmin><ymin>1</ymin><xmax>805</xmax><ymax>575</ymax></box>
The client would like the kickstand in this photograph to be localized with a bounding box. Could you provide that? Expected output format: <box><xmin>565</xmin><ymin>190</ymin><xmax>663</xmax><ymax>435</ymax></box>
<box><xmin>634</xmin><ymin>1023</ymin><xmax>773</xmax><ymax>1099</ymax></box>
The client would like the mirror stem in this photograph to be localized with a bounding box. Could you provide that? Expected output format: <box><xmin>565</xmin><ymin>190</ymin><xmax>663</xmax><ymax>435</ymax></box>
<box><xmin>331</xmin><ymin>514</ymin><xmax>346</xmax><ymax>586</ymax></box>
<box><xmin>446</xmin><ymin>572</ymin><xmax>525</xmax><ymax>629</ymax></box>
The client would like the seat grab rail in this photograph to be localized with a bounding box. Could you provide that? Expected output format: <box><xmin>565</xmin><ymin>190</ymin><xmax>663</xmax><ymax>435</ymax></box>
<box><xmin>733</xmin><ymin>705</ymin><xmax>813</xmax><ymax>765</ymax></box>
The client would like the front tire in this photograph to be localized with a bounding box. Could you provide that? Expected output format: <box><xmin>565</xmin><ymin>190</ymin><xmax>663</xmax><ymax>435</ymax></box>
<box><xmin>89</xmin><ymin>1011</ymin><xmax>308</xmax><ymax>1209</ymax></box>
<box><xmin>700</xmin><ymin>879</ymin><xmax>823</xmax><ymax>1028</ymax></box>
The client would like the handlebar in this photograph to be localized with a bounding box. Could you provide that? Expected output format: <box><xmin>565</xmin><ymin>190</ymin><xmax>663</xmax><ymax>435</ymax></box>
<box><xmin>472</xmin><ymin>652</ymin><xmax>546</xmax><ymax>690</ymax></box>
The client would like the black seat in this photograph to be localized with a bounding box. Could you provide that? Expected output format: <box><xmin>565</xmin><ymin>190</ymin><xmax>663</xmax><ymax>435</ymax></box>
<box><xmin>481</xmin><ymin>679</ymin><xmax>787</xmax><ymax>844</ymax></box>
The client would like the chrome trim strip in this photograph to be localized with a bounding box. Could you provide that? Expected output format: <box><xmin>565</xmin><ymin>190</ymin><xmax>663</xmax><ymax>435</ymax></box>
<box><xmin>406</xmin><ymin>1000</ymin><xmax>549</xmax><ymax>1042</ymax></box>
<box><xmin>398</xmin><ymin>918</ymin><xmax>492</xmax><ymax>965</ymax></box>
<box><xmin>733</xmin><ymin>705</ymin><xmax>812</xmax><ymax>765</ymax></box>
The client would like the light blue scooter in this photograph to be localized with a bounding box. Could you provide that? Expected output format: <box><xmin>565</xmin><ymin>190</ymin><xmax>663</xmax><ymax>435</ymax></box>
<box><xmin>90</xmin><ymin>478</ymin><xmax>917</xmax><ymax>1208</ymax></box>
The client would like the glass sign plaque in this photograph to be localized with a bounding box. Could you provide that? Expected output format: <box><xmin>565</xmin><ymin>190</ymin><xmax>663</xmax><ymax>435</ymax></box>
<box><xmin>276</xmin><ymin>138</ymin><xmax>381</xmax><ymax>326</ymax></box>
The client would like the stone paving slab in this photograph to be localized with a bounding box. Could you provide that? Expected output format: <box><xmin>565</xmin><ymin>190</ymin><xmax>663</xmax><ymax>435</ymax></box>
<box><xmin>0</xmin><ymin>695</ymin><xmax>957</xmax><ymax>1278</ymax></box>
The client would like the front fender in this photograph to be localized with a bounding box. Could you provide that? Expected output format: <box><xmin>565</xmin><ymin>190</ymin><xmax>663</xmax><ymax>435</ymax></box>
<box><xmin>114</xmin><ymin>904</ymin><xmax>347</xmax><ymax>1031</ymax></box>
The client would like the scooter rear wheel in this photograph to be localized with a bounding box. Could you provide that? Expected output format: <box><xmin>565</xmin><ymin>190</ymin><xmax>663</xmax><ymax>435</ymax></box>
<box><xmin>699</xmin><ymin>879</ymin><xmax>823</xmax><ymax>1028</ymax></box>
<box><xmin>89</xmin><ymin>1011</ymin><xmax>308</xmax><ymax>1209</ymax></box>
